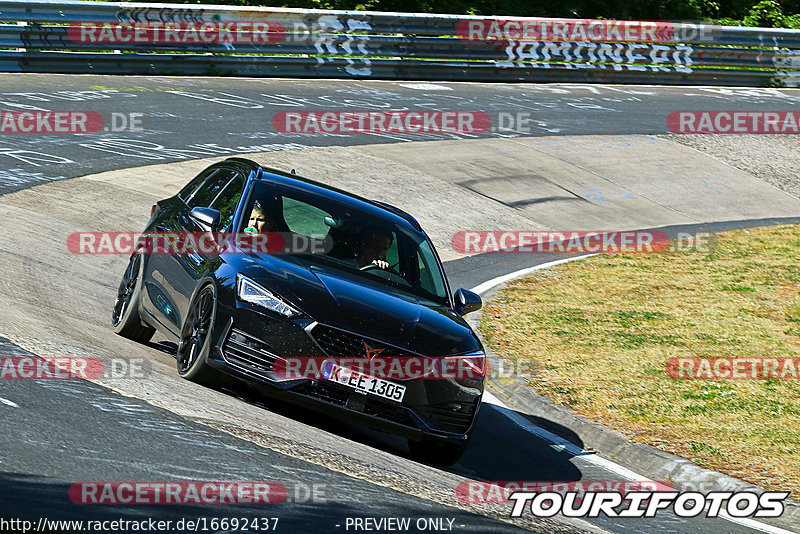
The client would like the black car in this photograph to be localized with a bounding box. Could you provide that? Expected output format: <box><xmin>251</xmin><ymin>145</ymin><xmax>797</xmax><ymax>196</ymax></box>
<box><xmin>111</xmin><ymin>158</ymin><xmax>485</xmax><ymax>465</ymax></box>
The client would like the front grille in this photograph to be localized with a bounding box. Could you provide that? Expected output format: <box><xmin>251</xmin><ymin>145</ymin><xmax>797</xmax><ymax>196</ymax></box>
<box><xmin>305</xmin><ymin>324</ymin><xmax>474</xmax><ymax>434</ymax></box>
<box><xmin>294</xmin><ymin>380</ymin><xmax>415</xmax><ymax>428</ymax></box>
<box><xmin>309</xmin><ymin>323</ymin><xmax>417</xmax><ymax>360</ymax></box>
<box><xmin>221</xmin><ymin>329</ymin><xmax>279</xmax><ymax>375</ymax></box>
<box><xmin>362</xmin><ymin>396</ymin><xmax>413</xmax><ymax>425</ymax></box>
<box><xmin>417</xmin><ymin>402</ymin><xmax>477</xmax><ymax>434</ymax></box>
<box><xmin>297</xmin><ymin>379</ymin><xmax>350</xmax><ymax>405</ymax></box>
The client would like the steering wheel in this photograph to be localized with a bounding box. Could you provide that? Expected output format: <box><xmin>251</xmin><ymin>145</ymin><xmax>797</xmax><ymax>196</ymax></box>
<box><xmin>360</xmin><ymin>261</ymin><xmax>399</xmax><ymax>272</ymax></box>
<box><xmin>359</xmin><ymin>262</ymin><xmax>407</xmax><ymax>284</ymax></box>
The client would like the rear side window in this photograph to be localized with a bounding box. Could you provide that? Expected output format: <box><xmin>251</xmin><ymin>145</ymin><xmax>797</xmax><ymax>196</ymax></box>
<box><xmin>189</xmin><ymin>169</ymin><xmax>237</xmax><ymax>208</ymax></box>
<box><xmin>210</xmin><ymin>172</ymin><xmax>245</xmax><ymax>230</ymax></box>
<box><xmin>178</xmin><ymin>168</ymin><xmax>218</xmax><ymax>203</ymax></box>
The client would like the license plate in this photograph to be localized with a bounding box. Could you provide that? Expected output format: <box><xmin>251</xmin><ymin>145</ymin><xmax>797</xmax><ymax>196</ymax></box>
<box><xmin>323</xmin><ymin>362</ymin><xmax>406</xmax><ymax>403</ymax></box>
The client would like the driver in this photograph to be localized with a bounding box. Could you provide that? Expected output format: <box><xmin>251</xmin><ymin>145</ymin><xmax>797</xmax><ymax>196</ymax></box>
<box><xmin>356</xmin><ymin>230</ymin><xmax>393</xmax><ymax>269</ymax></box>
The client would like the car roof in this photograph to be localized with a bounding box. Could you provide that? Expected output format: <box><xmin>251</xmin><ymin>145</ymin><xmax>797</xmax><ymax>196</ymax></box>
<box><xmin>222</xmin><ymin>157</ymin><xmax>423</xmax><ymax>232</ymax></box>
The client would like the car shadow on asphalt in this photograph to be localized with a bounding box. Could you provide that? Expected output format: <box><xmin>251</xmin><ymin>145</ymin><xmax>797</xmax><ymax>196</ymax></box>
<box><xmin>205</xmin><ymin>375</ymin><xmax>585</xmax><ymax>486</ymax></box>
<box><xmin>141</xmin><ymin>335</ymin><xmax>585</xmax><ymax>487</ymax></box>
<box><xmin>459</xmin><ymin>404</ymin><xmax>585</xmax><ymax>482</ymax></box>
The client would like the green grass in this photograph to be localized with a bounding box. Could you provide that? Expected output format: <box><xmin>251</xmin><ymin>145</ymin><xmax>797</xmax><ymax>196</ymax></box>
<box><xmin>481</xmin><ymin>224</ymin><xmax>800</xmax><ymax>498</ymax></box>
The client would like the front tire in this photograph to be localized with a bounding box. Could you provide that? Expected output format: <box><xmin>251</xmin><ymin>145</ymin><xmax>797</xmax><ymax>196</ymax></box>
<box><xmin>112</xmin><ymin>254</ymin><xmax>155</xmax><ymax>343</ymax></box>
<box><xmin>176</xmin><ymin>284</ymin><xmax>219</xmax><ymax>384</ymax></box>
<box><xmin>408</xmin><ymin>437</ymin><xmax>471</xmax><ymax>467</ymax></box>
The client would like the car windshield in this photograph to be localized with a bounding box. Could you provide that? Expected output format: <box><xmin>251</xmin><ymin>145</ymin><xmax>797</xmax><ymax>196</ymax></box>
<box><xmin>243</xmin><ymin>181</ymin><xmax>449</xmax><ymax>304</ymax></box>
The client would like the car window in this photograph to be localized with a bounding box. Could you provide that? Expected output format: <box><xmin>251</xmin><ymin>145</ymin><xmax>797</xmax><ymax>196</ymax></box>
<box><xmin>244</xmin><ymin>181</ymin><xmax>449</xmax><ymax>304</ymax></box>
<box><xmin>178</xmin><ymin>168</ymin><xmax>219</xmax><ymax>203</ymax></box>
<box><xmin>189</xmin><ymin>169</ymin><xmax>238</xmax><ymax>209</ymax></box>
<box><xmin>283</xmin><ymin>197</ymin><xmax>331</xmax><ymax>238</ymax></box>
<box><xmin>416</xmin><ymin>239</ymin><xmax>446</xmax><ymax>298</ymax></box>
<box><xmin>210</xmin><ymin>172</ymin><xmax>245</xmax><ymax>230</ymax></box>
<box><xmin>385</xmin><ymin>232</ymin><xmax>399</xmax><ymax>268</ymax></box>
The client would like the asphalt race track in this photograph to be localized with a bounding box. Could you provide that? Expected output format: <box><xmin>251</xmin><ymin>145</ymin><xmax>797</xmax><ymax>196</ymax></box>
<box><xmin>1</xmin><ymin>74</ymin><xmax>800</xmax><ymax>534</ymax></box>
<box><xmin>2</xmin><ymin>74</ymin><xmax>800</xmax><ymax>193</ymax></box>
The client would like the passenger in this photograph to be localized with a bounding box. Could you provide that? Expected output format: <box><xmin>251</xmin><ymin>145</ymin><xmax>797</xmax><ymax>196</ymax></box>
<box><xmin>246</xmin><ymin>201</ymin><xmax>274</xmax><ymax>234</ymax></box>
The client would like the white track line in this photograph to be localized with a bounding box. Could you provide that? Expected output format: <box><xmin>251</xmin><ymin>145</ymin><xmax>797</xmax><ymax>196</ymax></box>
<box><xmin>472</xmin><ymin>258</ymin><xmax>798</xmax><ymax>534</ymax></box>
<box><xmin>470</xmin><ymin>255</ymin><xmax>597</xmax><ymax>296</ymax></box>
<box><xmin>0</xmin><ymin>396</ymin><xmax>19</xmax><ymax>408</ymax></box>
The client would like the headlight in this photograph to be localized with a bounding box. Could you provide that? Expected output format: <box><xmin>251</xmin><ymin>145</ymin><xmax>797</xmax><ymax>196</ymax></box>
<box><xmin>236</xmin><ymin>274</ymin><xmax>300</xmax><ymax>318</ymax></box>
<box><xmin>437</xmin><ymin>350</ymin><xmax>487</xmax><ymax>379</ymax></box>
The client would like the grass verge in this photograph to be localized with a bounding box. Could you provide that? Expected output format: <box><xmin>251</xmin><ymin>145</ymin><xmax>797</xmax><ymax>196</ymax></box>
<box><xmin>480</xmin><ymin>224</ymin><xmax>800</xmax><ymax>498</ymax></box>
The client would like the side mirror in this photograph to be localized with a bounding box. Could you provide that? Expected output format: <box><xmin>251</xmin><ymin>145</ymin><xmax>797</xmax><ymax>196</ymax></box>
<box><xmin>454</xmin><ymin>288</ymin><xmax>482</xmax><ymax>315</ymax></box>
<box><xmin>189</xmin><ymin>207</ymin><xmax>221</xmax><ymax>231</ymax></box>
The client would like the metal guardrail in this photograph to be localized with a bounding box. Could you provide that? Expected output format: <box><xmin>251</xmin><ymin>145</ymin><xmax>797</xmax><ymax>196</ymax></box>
<box><xmin>1</xmin><ymin>0</ymin><xmax>799</xmax><ymax>85</ymax></box>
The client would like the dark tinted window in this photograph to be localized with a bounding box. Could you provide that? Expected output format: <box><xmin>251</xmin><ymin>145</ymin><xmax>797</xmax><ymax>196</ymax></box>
<box><xmin>178</xmin><ymin>168</ymin><xmax>218</xmax><ymax>203</ymax></box>
<box><xmin>189</xmin><ymin>169</ymin><xmax>237</xmax><ymax>208</ymax></box>
<box><xmin>243</xmin><ymin>181</ymin><xmax>448</xmax><ymax>303</ymax></box>
<box><xmin>210</xmin><ymin>172</ymin><xmax>245</xmax><ymax>230</ymax></box>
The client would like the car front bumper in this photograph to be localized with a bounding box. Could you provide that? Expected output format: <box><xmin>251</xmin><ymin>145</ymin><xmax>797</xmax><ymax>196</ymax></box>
<box><xmin>206</xmin><ymin>303</ymin><xmax>484</xmax><ymax>442</ymax></box>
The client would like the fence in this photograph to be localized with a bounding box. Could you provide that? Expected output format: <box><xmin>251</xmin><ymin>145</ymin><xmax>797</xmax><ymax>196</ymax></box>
<box><xmin>1</xmin><ymin>0</ymin><xmax>799</xmax><ymax>85</ymax></box>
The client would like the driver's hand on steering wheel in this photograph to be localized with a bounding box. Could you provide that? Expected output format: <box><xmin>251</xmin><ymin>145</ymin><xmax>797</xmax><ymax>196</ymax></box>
<box><xmin>371</xmin><ymin>259</ymin><xmax>389</xmax><ymax>270</ymax></box>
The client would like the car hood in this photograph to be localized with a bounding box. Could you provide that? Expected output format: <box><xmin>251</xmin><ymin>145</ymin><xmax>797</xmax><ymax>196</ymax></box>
<box><xmin>245</xmin><ymin>255</ymin><xmax>480</xmax><ymax>357</ymax></box>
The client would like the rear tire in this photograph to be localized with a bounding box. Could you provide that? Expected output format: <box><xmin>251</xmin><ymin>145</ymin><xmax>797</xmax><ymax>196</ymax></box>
<box><xmin>112</xmin><ymin>254</ymin><xmax>155</xmax><ymax>343</ymax></box>
<box><xmin>408</xmin><ymin>436</ymin><xmax>471</xmax><ymax>467</ymax></box>
<box><xmin>176</xmin><ymin>284</ymin><xmax>220</xmax><ymax>385</ymax></box>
